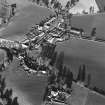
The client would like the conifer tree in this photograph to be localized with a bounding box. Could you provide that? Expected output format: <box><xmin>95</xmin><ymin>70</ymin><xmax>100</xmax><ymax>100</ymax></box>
<box><xmin>48</xmin><ymin>71</ymin><xmax>56</xmax><ymax>84</ymax></box>
<box><xmin>56</xmin><ymin>52</ymin><xmax>64</xmax><ymax>77</ymax></box>
<box><xmin>76</xmin><ymin>65</ymin><xmax>82</xmax><ymax>81</ymax></box>
<box><xmin>65</xmin><ymin>1</ymin><xmax>71</xmax><ymax>9</ymax></box>
<box><xmin>12</xmin><ymin>97</ymin><xmax>19</xmax><ymax>105</ymax></box>
<box><xmin>56</xmin><ymin>52</ymin><xmax>64</xmax><ymax>69</ymax></box>
<box><xmin>91</xmin><ymin>27</ymin><xmax>96</xmax><ymax>37</ymax></box>
<box><xmin>50</xmin><ymin>51</ymin><xmax>57</xmax><ymax>66</ymax></box>
<box><xmin>36</xmin><ymin>0</ymin><xmax>40</xmax><ymax>4</ymax></box>
<box><xmin>0</xmin><ymin>77</ymin><xmax>6</xmax><ymax>99</ymax></box>
<box><xmin>67</xmin><ymin>72</ymin><xmax>73</xmax><ymax>88</ymax></box>
<box><xmin>1</xmin><ymin>77</ymin><xmax>6</xmax><ymax>92</ymax></box>
<box><xmin>87</xmin><ymin>74</ymin><xmax>91</xmax><ymax>87</ymax></box>
<box><xmin>53</xmin><ymin>1</ymin><xmax>61</xmax><ymax>10</ymax></box>
<box><xmin>62</xmin><ymin>66</ymin><xmax>67</xmax><ymax>77</ymax></box>
<box><xmin>43</xmin><ymin>0</ymin><xmax>49</xmax><ymax>7</ymax></box>
<box><xmin>51</xmin><ymin>0</ymin><xmax>55</xmax><ymax>5</ymax></box>
<box><xmin>81</xmin><ymin>64</ymin><xmax>86</xmax><ymax>82</ymax></box>
<box><xmin>4</xmin><ymin>89</ymin><xmax>9</xmax><ymax>100</ymax></box>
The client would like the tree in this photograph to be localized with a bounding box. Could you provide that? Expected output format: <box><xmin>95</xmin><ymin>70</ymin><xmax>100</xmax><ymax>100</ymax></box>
<box><xmin>48</xmin><ymin>44</ymin><xmax>56</xmax><ymax>58</ymax></box>
<box><xmin>80</xmin><ymin>28</ymin><xmax>84</xmax><ymax>36</ymax></box>
<box><xmin>89</xmin><ymin>6</ymin><xmax>93</xmax><ymax>13</ymax></box>
<box><xmin>1</xmin><ymin>77</ymin><xmax>6</xmax><ymax>92</ymax></box>
<box><xmin>91</xmin><ymin>27</ymin><xmax>96</xmax><ymax>37</ymax></box>
<box><xmin>11</xmin><ymin>4</ymin><xmax>17</xmax><ymax>17</ymax></box>
<box><xmin>71</xmin><ymin>0</ymin><xmax>79</xmax><ymax>6</ymax></box>
<box><xmin>67</xmin><ymin>68</ymin><xmax>73</xmax><ymax>81</ymax></box>
<box><xmin>76</xmin><ymin>65</ymin><xmax>82</xmax><ymax>81</ymax></box>
<box><xmin>56</xmin><ymin>52</ymin><xmax>64</xmax><ymax>75</ymax></box>
<box><xmin>53</xmin><ymin>1</ymin><xmax>62</xmax><ymax>10</ymax></box>
<box><xmin>68</xmin><ymin>72</ymin><xmax>73</xmax><ymax>88</ymax></box>
<box><xmin>51</xmin><ymin>0</ymin><xmax>55</xmax><ymax>5</ymax></box>
<box><xmin>36</xmin><ymin>0</ymin><xmax>40</xmax><ymax>4</ymax></box>
<box><xmin>4</xmin><ymin>89</ymin><xmax>10</xmax><ymax>100</ymax></box>
<box><xmin>65</xmin><ymin>0</ymin><xmax>79</xmax><ymax>9</ymax></box>
<box><xmin>42</xmin><ymin>0</ymin><xmax>49</xmax><ymax>7</ymax></box>
<box><xmin>81</xmin><ymin>64</ymin><xmax>86</xmax><ymax>82</ymax></box>
<box><xmin>0</xmin><ymin>74</ymin><xmax>2</xmax><ymax>83</ymax></box>
<box><xmin>50</xmin><ymin>51</ymin><xmax>57</xmax><ymax>66</ymax></box>
<box><xmin>0</xmin><ymin>48</ymin><xmax>13</xmax><ymax>64</ymax></box>
<box><xmin>47</xmin><ymin>71</ymin><xmax>56</xmax><ymax>84</ymax></box>
<box><xmin>87</xmin><ymin>74</ymin><xmax>91</xmax><ymax>87</ymax></box>
<box><xmin>6</xmin><ymin>97</ymin><xmax>12</xmax><ymax>105</ymax></box>
<box><xmin>43</xmin><ymin>86</ymin><xmax>49</xmax><ymax>101</ymax></box>
<box><xmin>39</xmin><ymin>20</ymin><xmax>45</xmax><ymax>26</ymax></box>
<box><xmin>66</xmin><ymin>68</ymin><xmax>73</xmax><ymax>88</ymax></box>
<box><xmin>8</xmin><ymin>88</ymin><xmax>13</xmax><ymax>99</ymax></box>
<box><xmin>12</xmin><ymin>97</ymin><xmax>19</xmax><ymax>105</ymax></box>
<box><xmin>65</xmin><ymin>1</ymin><xmax>71</xmax><ymax>9</ymax></box>
<box><xmin>61</xmin><ymin>65</ymin><xmax>67</xmax><ymax>78</ymax></box>
<box><xmin>0</xmin><ymin>77</ymin><xmax>6</xmax><ymax>99</ymax></box>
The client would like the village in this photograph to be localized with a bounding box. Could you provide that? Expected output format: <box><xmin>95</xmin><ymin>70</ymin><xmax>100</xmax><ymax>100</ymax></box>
<box><xmin>0</xmin><ymin>0</ymin><xmax>105</xmax><ymax>105</ymax></box>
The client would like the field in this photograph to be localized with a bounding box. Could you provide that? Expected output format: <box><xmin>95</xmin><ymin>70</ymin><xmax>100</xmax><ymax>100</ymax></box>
<box><xmin>0</xmin><ymin>2</ymin><xmax>105</xmax><ymax>105</ymax></box>
<box><xmin>86</xmin><ymin>91</ymin><xmax>105</xmax><ymax>105</ymax></box>
<box><xmin>69</xmin><ymin>83</ymin><xmax>105</xmax><ymax>105</ymax></box>
<box><xmin>55</xmin><ymin>37</ymin><xmax>105</xmax><ymax>89</ymax></box>
<box><xmin>55</xmin><ymin>12</ymin><xmax>105</xmax><ymax>89</ymax></box>
<box><xmin>0</xmin><ymin>46</ymin><xmax>47</xmax><ymax>105</ymax></box>
<box><xmin>1</xmin><ymin>58</ymin><xmax>47</xmax><ymax>105</ymax></box>
<box><xmin>0</xmin><ymin>3</ymin><xmax>54</xmax><ymax>41</ymax></box>
<box><xmin>72</xmin><ymin>13</ymin><xmax>105</xmax><ymax>40</ymax></box>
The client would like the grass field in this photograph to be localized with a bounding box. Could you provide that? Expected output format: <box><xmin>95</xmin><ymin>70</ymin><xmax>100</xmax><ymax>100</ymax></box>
<box><xmin>0</xmin><ymin>3</ymin><xmax>52</xmax><ymax>105</ymax></box>
<box><xmin>70</xmin><ymin>83</ymin><xmax>89</xmax><ymax>105</ymax></box>
<box><xmin>86</xmin><ymin>91</ymin><xmax>105</xmax><ymax>105</ymax></box>
<box><xmin>0</xmin><ymin>2</ymin><xmax>105</xmax><ymax>105</ymax></box>
<box><xmin>0</xmin><ymin>3</ymin><xmax>54</xmax><ymax>41</ymax></box>
<box><xmin>2</xmin><ymin>58</ymin><xmax>47</xmax><ymax>105</ymax></box>
<box><xmin>72</xmin><ymin>13</ymin><xmax>105</xmax><ymax>40</ymax></box>
<box><xmin>69</xmin><ymin>83</ymin><xmax>105</xmax><ymax>105</ymax></box>
<box><xmin>55</xmin><ymin>37</ymin><xmax>105</xmax><ymax>89</ymax></box>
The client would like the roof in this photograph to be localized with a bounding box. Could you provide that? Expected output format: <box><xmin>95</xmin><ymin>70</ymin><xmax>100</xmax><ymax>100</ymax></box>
<box><xmin>95</xmin><ymin>0</ymin><xmax>105</xmax><ymax>12</ymax></box>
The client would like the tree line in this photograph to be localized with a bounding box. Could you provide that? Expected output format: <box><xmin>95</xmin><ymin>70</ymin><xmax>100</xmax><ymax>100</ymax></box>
<box><xmin>92</xmin><ymin>86</ymin><xmax>105</xmax><ymax>96</ymax></box>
